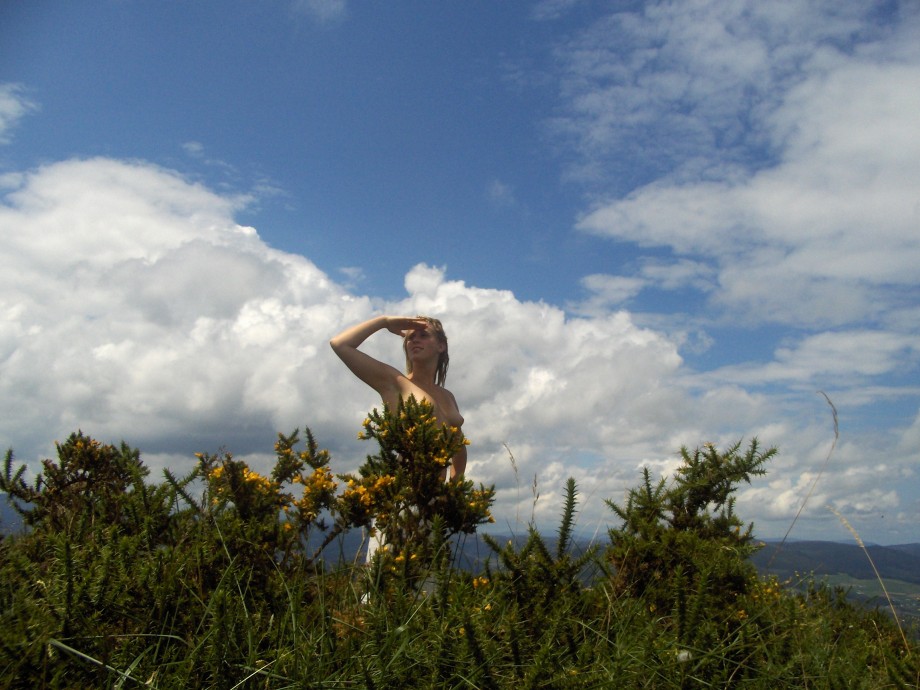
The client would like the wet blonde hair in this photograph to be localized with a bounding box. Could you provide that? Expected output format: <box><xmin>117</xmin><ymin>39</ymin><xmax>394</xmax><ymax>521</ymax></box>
<box><xmin>404</xmin><ymin>316</ymin><xmax>450</xmax><ymax>386</ymax></box>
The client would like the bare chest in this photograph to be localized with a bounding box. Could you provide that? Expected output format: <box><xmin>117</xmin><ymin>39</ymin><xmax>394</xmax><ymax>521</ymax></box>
<box><xmin>389</xmin><ymin>378</ymin><xmax>463</xmax><ymax>428</ymax></box>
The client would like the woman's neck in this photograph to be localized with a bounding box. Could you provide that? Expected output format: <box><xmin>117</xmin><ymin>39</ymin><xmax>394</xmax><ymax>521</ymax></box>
<box><xmin>408</xmin><ymin>362</ymin><xmax>438</xmax><ymax>388</ymax></box>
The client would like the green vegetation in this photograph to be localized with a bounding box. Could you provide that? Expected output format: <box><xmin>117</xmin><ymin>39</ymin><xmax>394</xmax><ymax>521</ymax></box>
<box><xmin>1</xmin><ymin>400</ymin><xmax>917</xmax><ymax>688</ymax></box>
<box><xmin>817</xmin><ymin>575</ymin><xmax>920</xmax><ymax>628</ymax></box>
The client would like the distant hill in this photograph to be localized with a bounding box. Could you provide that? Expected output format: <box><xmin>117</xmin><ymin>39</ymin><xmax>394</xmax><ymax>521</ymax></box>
<box><xmin>3</xmin><ymin>499</ymin><xmax>916</xmax><ymax>590</ymax></box>
<box><xmin>888</xmin><ymin>543</ymin><xmax>920</xmax><ymax>559</ymax></box>
<box><xmin>453</xmin><ymin>535</ymin><xmax>920</xmax><ymax>586</ymax></box>
<box><xmin>751</xmin><ymin>540</ymin><xmax>920</xmax><ymax>585</ymax></box>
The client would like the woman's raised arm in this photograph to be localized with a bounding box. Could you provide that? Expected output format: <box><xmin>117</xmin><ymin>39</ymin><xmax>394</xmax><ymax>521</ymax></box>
<box><xmin>329</xmin><ymin>316</ymin><xmax>425</xmax><ymax>395</ymax></box>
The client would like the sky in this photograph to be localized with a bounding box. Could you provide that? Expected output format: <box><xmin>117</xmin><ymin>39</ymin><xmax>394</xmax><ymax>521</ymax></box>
<box><xmin>1</xmin><ymin>0</ymin><xmax>918</xmax><ymax>545</ymax></box>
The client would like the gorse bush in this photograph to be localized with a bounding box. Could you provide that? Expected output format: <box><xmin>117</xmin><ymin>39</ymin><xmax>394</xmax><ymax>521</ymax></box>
<box><xmin>2</xmin><ymin>432</ymin><xmax>167</xmax><ymax>540</ymax></box>
<box><xmin>1</xmin><ymin>416</ymin><xmax>917</xmax><ymax>688</ymax></box>
<box><xmin>606</xmin><ymin>440</ymin><xmax>775</xmax><ymax>633</ymax></box>
<box><xmin>340</xmin><ymin>397</ymin><xmax>494</xmax><ymax>589</ymax></box>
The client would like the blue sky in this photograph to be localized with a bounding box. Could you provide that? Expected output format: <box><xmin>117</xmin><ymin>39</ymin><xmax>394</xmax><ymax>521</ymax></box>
<box><xmin>1</xmin><ymin>0</ymin><xmax>919</xmax><ymax>544</ymax></box>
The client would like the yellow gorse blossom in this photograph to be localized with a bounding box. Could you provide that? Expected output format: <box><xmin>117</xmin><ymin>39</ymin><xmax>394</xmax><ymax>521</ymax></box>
<box><xmin>304</xmin><ymin>467</ymin><xmax>337</xmax><ymax>493</ymax></box>
<box><xmin>372</xmin><ymin>475</ymin><xmax>395</xmax><ymax>491</ymax></box>
<box><xmin>749</xmin><ymin>577</ymin><xmax>784</xmax><ymax>604</ymax></box>
<box><xmin>242</xmin><ymin>467</ymin><xmax>274</xmax><ymax>492</ymax></box>
<box><xmin>295</xmin><ymin>467</ymin><xmax>337</xmax><ymax>520</ymax></box>
<box><xmin>342</xmin><ymin>481</ymin><xmax>373</xmax><ymax>508</ymax></box>
<box><xmin>207</xmin><ymin>462</ymin><xmax>281</xmax><ymax>509</ymax></box>
<box><xmin>341</xmin><ymin>474</ymin><xmax>397</xmax><ymax>513</ymax></box>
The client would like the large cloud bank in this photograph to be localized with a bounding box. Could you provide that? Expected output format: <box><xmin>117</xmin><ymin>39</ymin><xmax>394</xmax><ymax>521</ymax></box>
<box><xmin>1</xmin><ymin>1</ymin><xmax>919</xmax><ymax>543</ymax></box>
<box><xmin>1</xmin><ymin>154</ymin><xmax>916</xmax><ymax>542</ymax></box>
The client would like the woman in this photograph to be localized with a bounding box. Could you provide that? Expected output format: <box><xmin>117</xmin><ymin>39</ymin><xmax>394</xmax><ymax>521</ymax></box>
<box><xmin>329</xmin><ymin>315</ymin><xmax>466</xmax><ymax>479</ymax></box>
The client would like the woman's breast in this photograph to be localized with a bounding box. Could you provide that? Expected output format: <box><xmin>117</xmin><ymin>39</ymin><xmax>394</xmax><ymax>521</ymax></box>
<box><xmin>397</xmin><ymin>381</ymin><xmax>461</xmax><ymax>428</ymax></box>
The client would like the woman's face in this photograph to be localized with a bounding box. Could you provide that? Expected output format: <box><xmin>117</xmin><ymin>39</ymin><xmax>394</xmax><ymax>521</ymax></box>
<box><xmin>405</xmin><ymin>325</ymin><xmax>444</xmax><ymax>362</ymax></box>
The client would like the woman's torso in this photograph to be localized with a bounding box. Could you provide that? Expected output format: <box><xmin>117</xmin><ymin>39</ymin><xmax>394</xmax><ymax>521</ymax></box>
<box><xmin>385</xmin><ymin>375</ymin><xmax>464</xmax><ymax>429</ymax></box>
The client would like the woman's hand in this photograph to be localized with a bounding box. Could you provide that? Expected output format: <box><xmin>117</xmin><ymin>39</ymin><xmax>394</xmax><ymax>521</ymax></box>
<box><xmin>384</xmin><ymin>316</ymin><xmax>428</xmax><ymax>338</ymax></box>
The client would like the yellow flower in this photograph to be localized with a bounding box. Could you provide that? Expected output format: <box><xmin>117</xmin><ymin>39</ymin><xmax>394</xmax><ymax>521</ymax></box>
<box><xmin>373</xmin><ymin>475</ymin><xmax>395</xmax><ymax>490</ymax></box>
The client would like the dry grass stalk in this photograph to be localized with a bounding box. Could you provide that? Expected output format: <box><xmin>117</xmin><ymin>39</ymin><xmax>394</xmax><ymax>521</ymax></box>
<box><xmin>770</xmin><ymin>391</ymin><xmax>838</xmax><ymax>566</ymax></box>
<box><xmin>828</xmin><ymin>506</ymin><xmax>910</xmax><ymax>655</ymax></box>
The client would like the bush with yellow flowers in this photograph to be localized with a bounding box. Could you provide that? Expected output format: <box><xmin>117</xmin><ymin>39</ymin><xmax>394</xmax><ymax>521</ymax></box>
<box><xmin>3</xmin><ymin>421</ymin><xmax>915</xmax><ymax>688</ymax></box>
<box><xmin>334</xmin><ymin>395</ymin><xmax>495</xmax><ymax>587</ymax></box>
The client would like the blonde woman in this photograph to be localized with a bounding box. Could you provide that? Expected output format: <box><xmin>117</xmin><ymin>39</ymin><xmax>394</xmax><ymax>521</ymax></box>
<box><xmin>330</xmin><ymin>315</ymin><xmax>466</xmax><ymax>479</ymax></box>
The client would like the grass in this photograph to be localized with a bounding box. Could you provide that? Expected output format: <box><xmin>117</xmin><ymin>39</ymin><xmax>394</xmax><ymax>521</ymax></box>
<box><xmin>6</xmin><ymin>496</ymin><xmax>916</xmax><ymax>688</ymax></box>
<box><xmin>1</xmin><ymin>408</ymin><xmax>918</xmax><ymax>688</ymax></box>
<box><xmin>829</xmin><ymin>505</ymin><xmax>912</xmax><ymax>652</ymax></box>
<box><xmin>817</xmin><ymin>574</ymin><xmax>920</xmax><ymax>630</ymax></box>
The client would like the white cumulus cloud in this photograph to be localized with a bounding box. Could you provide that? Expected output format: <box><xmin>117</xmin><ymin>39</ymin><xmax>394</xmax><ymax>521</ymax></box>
<box><xmin>1</xmin><ymin>155</ymin><xmax>917</xmax><ymax>542</ymax></box>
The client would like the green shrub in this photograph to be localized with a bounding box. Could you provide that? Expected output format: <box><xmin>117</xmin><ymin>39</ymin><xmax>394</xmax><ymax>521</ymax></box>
<box><xmin>606</xmin><ymin>440</ymin><xmax>774</xmax><ymax>613</ymax></box>
<box><xmin>339</xmin><ymin>395</ymin><xmax>495</xmax><ymax>591</ymax></box>
<box><xmin>1</xmin><ymin>426</ymin><xmax>916</xmax><ymax>688</ymax></box>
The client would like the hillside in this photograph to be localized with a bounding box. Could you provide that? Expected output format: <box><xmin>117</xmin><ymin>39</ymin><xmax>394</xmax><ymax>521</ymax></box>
<box><xmin>452</xmin><ymin>534</ymin><xmax>920</xmax><ymax>586</ymax></box>
<box><xmin>5</xmin><ymin>494</ymin><xmax>918</xmax><ymax>589</ymax></box>
<box><xmin>751</xmin><ymin>540</ymin><xmax>920</xmax><ymax>585</ymax></box>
